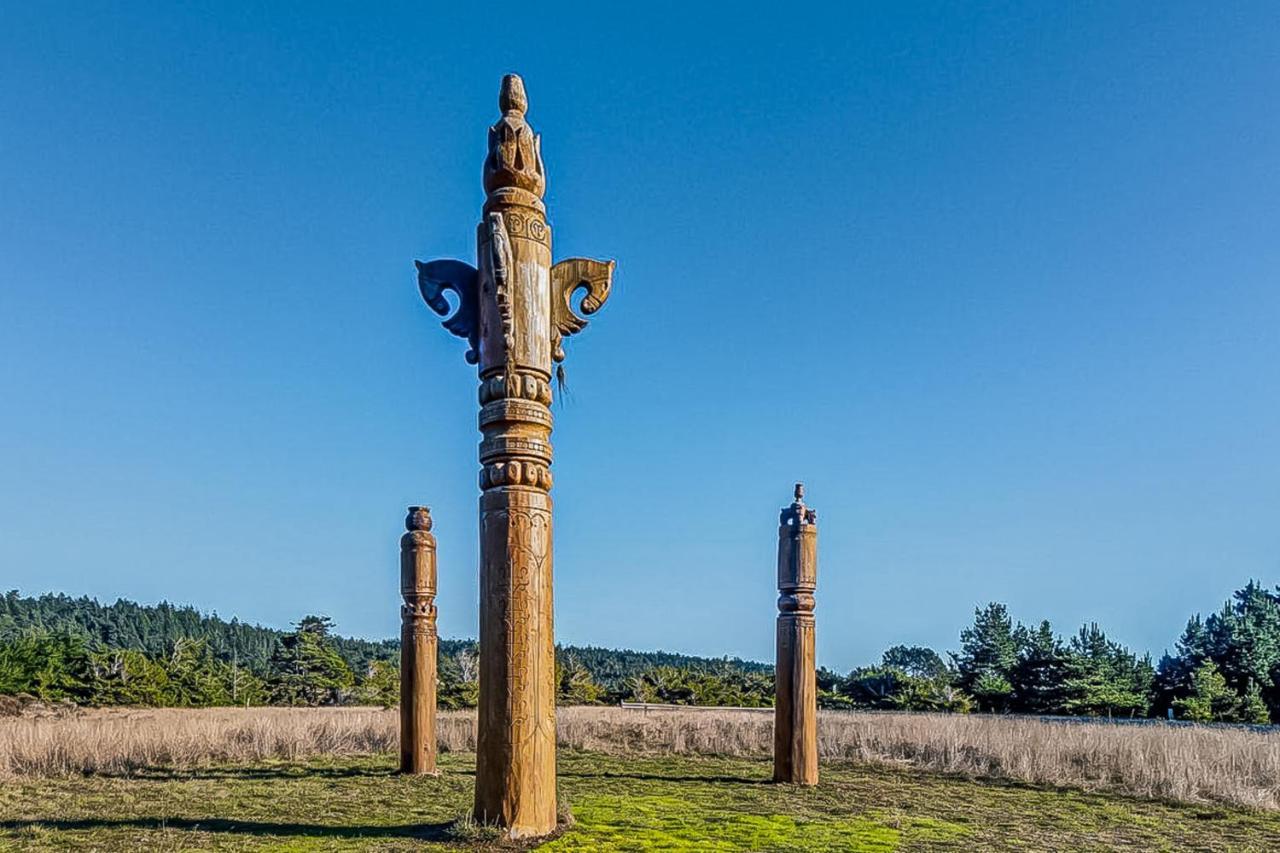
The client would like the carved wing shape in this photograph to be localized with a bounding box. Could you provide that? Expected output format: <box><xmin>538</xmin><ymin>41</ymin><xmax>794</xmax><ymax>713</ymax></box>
<box><xmin>550</xmin><ymin>258</ymin><xmax>615</xmax><ymax>361</ymax></box>
<box><xmin>415</xmin><ymin>259</ymin><xmax>480</xmax><ymax>364</ymax></box>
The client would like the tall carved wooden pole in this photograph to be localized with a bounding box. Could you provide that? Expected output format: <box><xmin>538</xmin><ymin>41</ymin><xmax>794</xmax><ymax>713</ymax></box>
<box><xmin>400</xmin><ymin>505</ymin><xmax>438</xmax><ymax>775</ymax></box>
<box><xmin>414</xmin><ymin>74</ymin><xmax>615</xmax><ymax>837</ymax></box>
<box><xmin>774</xmin><ymin>483</ymin><xmax>818</xmax><ymax>785</ymax></box>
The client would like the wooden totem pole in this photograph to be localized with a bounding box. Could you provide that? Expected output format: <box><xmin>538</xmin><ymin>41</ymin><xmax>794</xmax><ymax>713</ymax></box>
<box><xmin>774</xmin><ymin>483</ymin><xmax>819</xmax><ymax>785</ymax></box>
<box><xmin>414</xmin><ymin>74</ymin><xmax>615</xmax><ymax>837</ymax></box>
<box><xmin>400</xmin><ymin>505</ymin><xmax>438</xmax><ymax>775</ymax></box>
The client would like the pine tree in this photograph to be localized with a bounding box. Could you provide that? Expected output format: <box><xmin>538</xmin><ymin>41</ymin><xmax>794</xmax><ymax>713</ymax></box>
<box><xmin>265</xmin><ymin>616</ymin><xmax>355</xmax><ymax>706</ymax></box>
<box><xmin>1209</xmin><ymin>582</ymin><xmax>1280</xmax><ymax>717</ymax></box>
<box><xmin>1173</xmin><ymin>661</ymin><xmax>1237</xmax><ymax>722</ymax></box>
<box><xmin>1240</xmin><ymin>681</ymin><xmax>1271</xmax><ymax>725</ymax></box>
<box><xmin>1063</xmin><ymin>624</ymin><xmax>1149</xmax><ymax>717</ymax></box>
<box><xmin>1158</xmin><ymin>583</ymin><xmax>1280</xmax><ymax>723</ymax></box>
<box><xmin>355</xmin><ymin>660</ymin><xmax>400</xmax><ymax>709</ymax></box>
<box><xmin>90</xmin><ymin>648</ymin><xmax>171</xmax><ymax>705</ymax></box>
<box><xmin>0</xmin><ymin>631</ymin><xmax>94</xmax><ymax>702</ymax></box>
<box><xmin>1010</xmin><ymin>620</ymin><xmax>1070</xmax><ymax>714</ymax></box>
<box><xmin>556</xmin><ymin>656</ymin><xmax>606</xmax><ymax>705</ymax></box>
<box><xmin>881</xmin><ymin>645</ymin><xmax>949</xmax><ymax>680</ymax></box>
<box><xmin>954</xmin><ymin>603</ymin><xmax>1019</xmax><ymax>711</ymax></box>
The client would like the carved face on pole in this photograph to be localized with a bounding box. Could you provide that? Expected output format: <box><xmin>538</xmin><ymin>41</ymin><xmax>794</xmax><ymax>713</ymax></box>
<box><xmin>413</xmin><ymin>73</ymin><xmax>616</xmax><ymax>838</ymax></box>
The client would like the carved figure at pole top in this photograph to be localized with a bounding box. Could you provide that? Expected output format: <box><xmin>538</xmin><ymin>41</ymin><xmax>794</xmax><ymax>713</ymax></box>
<box><xmin>781</xmin><ymin>482</ymin><xmax>817</xmax><ymax>527</ymax></box>
<box><xmin>415</xmin><ymin>74</ymin><xmax>615</xmax><ymax>372</ymax></box>
<box><xmin>412</xmin><ymin>74</ymin><xmax>616</xmax><ymax>838</ymax></box>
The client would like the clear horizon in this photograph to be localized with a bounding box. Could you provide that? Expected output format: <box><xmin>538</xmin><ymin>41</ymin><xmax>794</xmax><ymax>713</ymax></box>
<box><xmin>2</xmin><ymin>3</ymin><xmax>1277</xmax><ymax>673</ymax></box>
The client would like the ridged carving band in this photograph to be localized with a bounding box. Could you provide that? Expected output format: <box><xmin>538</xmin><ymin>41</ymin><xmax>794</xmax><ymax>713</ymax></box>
<box><xmin>401</xmin><ymin>601</ymin><xmax>437</xmax><ymax>618</ymax></box>
<box><xmin>479</xmin><ymin>400</ymin><xmax>554</xmax><ymax>429</ymax></box>
<box><xmin>480</xmin><ymin>460</ymin><xmax>553</xmax><ymax>490</ymax></box>
<box><xmin>480</xmin><ymin>436</ymin><xmax>552</xmax><ymax>464</ymax></box>
<box><xmin>479</xmin><ymin>373</ymin><xmax>553</xmax><ymax>406</ymax></box>
<box><xmin>777</xmin><ymin>593</ymin><xmax>816</xmax><ymax>613</ymax></box>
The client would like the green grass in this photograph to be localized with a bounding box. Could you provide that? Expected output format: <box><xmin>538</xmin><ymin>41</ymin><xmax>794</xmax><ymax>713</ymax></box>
<box><xmin>0</xmin><ymin>751</ymin><xmax>1276</xmax><ymax>851</ymax></box>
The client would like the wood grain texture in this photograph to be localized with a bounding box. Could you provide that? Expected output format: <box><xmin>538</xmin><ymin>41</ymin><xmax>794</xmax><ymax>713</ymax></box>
<box><xmin>774</xmin><ymin>484</ymin><xmax>819</xmax><ymax>785</ymax></box>
<box><xmin>415</xmin><ymin>73</ymin><xmax>614</xmax><ymax>838</ymax></box>
<box><xmin>399</xmin><ymin>506</ymin><xmax>437</xmax><ymax>775</ymax></box>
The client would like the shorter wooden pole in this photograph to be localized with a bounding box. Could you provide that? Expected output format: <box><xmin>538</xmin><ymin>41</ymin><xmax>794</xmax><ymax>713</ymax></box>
<box><xmin>400</xmin><ymin>505</ymin><xmax>437</xmax><ymax>774</ymax></box>
<box><xmin>774</xmin><ymin>483</ymin><xmax>818</xmax><ymax>785</ymax></box>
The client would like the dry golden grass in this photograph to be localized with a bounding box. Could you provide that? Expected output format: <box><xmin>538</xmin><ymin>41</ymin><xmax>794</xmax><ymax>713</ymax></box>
<box><xmin>559</xmin><ymin>708</ymin><xmax>1280</xmax><ymax>810</ymax></box>
<box><xmin>2</xmin><ymin>705</ymin><xmax>1277</xmax><ymax>810</ymax></box>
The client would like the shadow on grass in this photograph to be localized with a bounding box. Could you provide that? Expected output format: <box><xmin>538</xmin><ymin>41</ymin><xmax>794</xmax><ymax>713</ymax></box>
<box><xmin>558</xmin><ymin>769</ymin><xmax>768</xmax><ymax>785</ymax></box>
<box><xmin>0</xmin><ymin>817</ymin><xmax>458</xmax><ymax>841</ymax></box>
<box><xmin>114</xmin><ymin>765</ymin><xmax>758</xmax><ymax>786</ymax></box>
<box><xmin>102</xmin><ymin>766</ymin><xmax>477</xmax><ymax>781</ymax></box>
<box><xmin>105</xmin><ymin>766</ymin><xmax>399</xmax><ymax>781</ymax></box>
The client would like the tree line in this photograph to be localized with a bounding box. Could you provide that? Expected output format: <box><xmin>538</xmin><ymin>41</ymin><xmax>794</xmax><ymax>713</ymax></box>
<box><xmin>0</xmin><ymin>592</ymin><xmax>771</xmax><ymax>709</ymax></box>
<box><xmin>819</xmin><ymin>581</ymin><xmax>1279</xmax><ymax>723</ymax></box>
<box><xmin>1</xmin><ymin>582</ymin><xmax>1278</xmax><ymax>723</ymax></box>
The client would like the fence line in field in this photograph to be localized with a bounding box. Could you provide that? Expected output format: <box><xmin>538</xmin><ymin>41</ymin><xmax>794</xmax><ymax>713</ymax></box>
<box><xmin>618</xmin><ymin>702</ymin><xmax>1280</xmax><ymax>733</ymax></box>
<box><xmin>619</xmin><ymin>702</ymin><xmax>772</xmax><ymax>714</ymax></box>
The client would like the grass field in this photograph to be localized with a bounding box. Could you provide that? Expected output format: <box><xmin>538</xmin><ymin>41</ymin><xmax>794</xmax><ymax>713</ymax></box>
<box><xmin>3</xmin><ymin>707</ymin><xmax>1279</xmax><ymax>850</ymax></box>
<box><xmin>5</xmin><ymin>706</ymin><xmax>1279</xmax><ymax>810</ymax></box>
<box><xmin>2</xmin><ymin>750</ymin><xmax>1279</xmax><ymax>851</ymax></box>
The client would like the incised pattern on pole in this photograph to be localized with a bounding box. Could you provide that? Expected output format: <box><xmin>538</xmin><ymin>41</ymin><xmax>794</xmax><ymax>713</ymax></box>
<box><xmin>414</xmin><ymin>73</ymin><xmax>615</xmax><ymax>838</ymax></box>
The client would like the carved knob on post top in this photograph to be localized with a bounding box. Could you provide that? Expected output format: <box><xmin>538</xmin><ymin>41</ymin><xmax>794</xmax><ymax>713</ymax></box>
<box><xmin>778</xmin><ymin>482</ymin><xmax>818</xmax><ymax>594</ymax></box>
<box><xmin>781</xmin><ymin>481</ymin><xmax>818</xmax><ymax>528</ymax></box>
<box><xmin>499</xmin><ymin>73</ymin><xmax>527</xmax><ymax>115</ymax></box>
<box><xmin>405</xmin><ymin>505</ymin><xmax>433</xmax><ymax>532</ymax></box>
<box><xmin>485</xmin><ymin>73</ymin><xmax>545</xmax><ymax>203</ymax></box>
<box><xmin>401</xmin><ymin>505</ymin><xmax>437</xmax><ymax>599</ymax></box>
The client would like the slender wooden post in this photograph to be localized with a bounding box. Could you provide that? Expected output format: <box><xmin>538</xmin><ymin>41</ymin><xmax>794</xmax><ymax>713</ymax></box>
<box><xmin>774</xmin><ymin>483</ymin><xmax>818</xmax><ymax>785</ymax></box>
<box><xmin>414</xmin><ymin>74</ymin><xmax>615</xmax><ymax>837</ymax></box>
<box><xmin>400</xmin><ymin>505</ymin><xmax>437</xmax><ymax>775</ymax></box>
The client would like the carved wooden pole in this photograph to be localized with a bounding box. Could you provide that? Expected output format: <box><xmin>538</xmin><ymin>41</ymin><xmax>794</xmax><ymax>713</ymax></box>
<box><xmin>774</xmin><ymin>483</ymin><xmax>818</xmax><ymax>785</ymax></box>
<box><xmin>400</xmin><ymin>505</ymin><xmax>438</xmax><ymax>775</ymax></box>
<box><xmin>414</xmin><ymin>74</ymin><xmax>615</xmax><ymax>837</ymax></box>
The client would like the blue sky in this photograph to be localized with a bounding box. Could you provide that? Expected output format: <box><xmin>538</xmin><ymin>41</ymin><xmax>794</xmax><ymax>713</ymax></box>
<box><xmin>1</xmin><ymin>2</ymin><xmax>1277</xmax><ymax>671</ymax></box>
